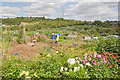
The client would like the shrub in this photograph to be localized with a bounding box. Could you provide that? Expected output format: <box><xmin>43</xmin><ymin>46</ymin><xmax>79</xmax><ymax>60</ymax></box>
<box><xmin>17</xmin><ymin>28</ymin><xmax>23</xmax><ymax>44</ymax></box>
<box><xmin>96</xmin><ymin>37</ymin><xmax>120</xmax><ymax>54</ymax></box>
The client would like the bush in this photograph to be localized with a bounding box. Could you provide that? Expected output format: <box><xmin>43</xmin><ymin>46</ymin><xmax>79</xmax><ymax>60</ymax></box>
<box><xmin>59</xmin><ymin>36</ymin><xmax>68</xmax><ymax>40</ymax></box>
<box><xmin>17</xmin><ymin>38</ymin><xmax>22</xmax><ymax>44</ymax></box>
<box><xmin>96</xmin><ymin>37</ymin><xmax>120</xmax><ymax>54</ymax></box>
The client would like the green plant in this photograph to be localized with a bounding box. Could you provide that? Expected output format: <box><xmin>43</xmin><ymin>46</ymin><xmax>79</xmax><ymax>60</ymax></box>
<box><xmin>96</xmin><ymin>37</ymin><xmax>120</xmax><ymax>54</ymax></box>
<box><xmin>17</xmin><ymin>28</ymin><xmax>23</xmax><ymax>44</ymax></box>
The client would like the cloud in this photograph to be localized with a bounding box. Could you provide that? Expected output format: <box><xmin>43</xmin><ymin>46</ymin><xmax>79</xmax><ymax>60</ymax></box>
<box><xmin>65</xmin><ymin>2</ymin><xmax>118</xmax><ymax>21</ymax></box>
<box><xmin>23</xmin><ymin>2</ymin><xmax>64</xmax><ymax>18</ymax></box>
<box><xmin>82</xmin><ymin>0</ymin><xmax>119</xmax><ymax>2</ymax></box>
<box><xmin>1</xmin><ymin>0</ymin><xmax>38</xmax><ymax>2</ymax></box>
<box><xmin>2</xmin><ymin>0</ymin><xmax>79</xmax><ymax>2</ymax></box>
<box><xmin>1</xmin><ymin>6</ymin><xmax>21</xmax><ymax>18</ymax></box>
<box><xmin>1</xmin><ymin>0</ymin><xmax>119</xmax><ymax>2</ymax></box>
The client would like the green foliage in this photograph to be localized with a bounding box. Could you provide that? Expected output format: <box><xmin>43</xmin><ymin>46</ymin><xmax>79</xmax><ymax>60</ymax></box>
<box><xmin>17</xmin><ymin>28</ymin><xmax>23</xmax><ymax>44</ymax></box>
<box><xmin>96</xmin><ymin>37</ymin><xmax>120</xmax><ymax>54</ymax></box>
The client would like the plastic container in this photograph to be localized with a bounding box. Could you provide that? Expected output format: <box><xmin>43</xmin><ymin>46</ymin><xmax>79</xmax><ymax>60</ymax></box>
<box><xmin>73</xmin><ymin>44</ymin><xmax>78</xmax><ymax>46</ymax></box>
<box><xmin>52</xmin><ymin>43</ymin><xmax>56</xmax><ymax>44</ymax></box>
<box><xmin>13</xmin><ymin>54</ymin><xmax>18</xmax><ymax>56</ymax></box>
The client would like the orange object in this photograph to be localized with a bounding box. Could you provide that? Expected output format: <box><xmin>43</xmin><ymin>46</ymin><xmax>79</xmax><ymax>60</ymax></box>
<box><xmin>109</xmin><ymin>65</ymin><xmax>112</xmax><ymax>68</ymax></box>
<box><xmin>105</xmin><ymin>56</ymin><xmax>107</xmax><ymax>59</ymax></box>
<box><xmin>114</xmin><ymin>64</ymin><xmax>116</xmax><ymax>66</ymax></box>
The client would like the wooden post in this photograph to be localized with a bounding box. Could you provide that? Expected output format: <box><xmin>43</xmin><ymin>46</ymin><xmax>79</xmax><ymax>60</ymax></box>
<box><xmin>23</xmin><ymin>23</ymin><xmax>26</xmax><ymax>43</ymax></box>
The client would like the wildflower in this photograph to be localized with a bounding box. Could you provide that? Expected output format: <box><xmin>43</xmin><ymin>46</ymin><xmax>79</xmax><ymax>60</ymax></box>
<box><xmin>65</xmin><ymin>72</ymin><xmax>69</xmax><ymax>75</ymax></box>
<box><xmin>109</xmin><ymin>65</ymin><xmax>112</xmax><ymax>68</ymax></box>
<box><xmin>114</xmin><ymin>64</ymin><xmax>116</xmax><ymax>66</ymax></box>
<box><xmin>68</xmin><ymin>58</ymin><xmax>75</xmax><ymax>66</ymax></box>
<box><xmin>76</xmin><ymin>57</ymin><xmax>80</xmax><ymax>60</ymax></box>
<box><xmin>102</xmin><ymin>57</ymin><xmax>105</xmax><ymax>61</ymax></box>
<box><xmin>25</xmin><ymin>76</ymin><xmax>31</xmax><ymax>79</ymax></box>
<box><xmin>109</xmin><ymin>59</ymin><xmax>111</xmax><ymax>61</ymax></box>
<box><xmin>105</xmin><ymin>56</ymin><xmax>107</xmax><ymax>59</ymax></box>
<box><xmin>34</xmin><ymin>73</ymin><xmax>38</xmax><ymax>77</ymax></box>
<box><xmin>81</xmin><ymin>60</ymin><xmax>84</xmax><ymax>64</ymax></box>
<box><xmin>76</xmin><ymin>60</ymin><xmax>80</xmax><ymax>64</ymax></box>
<box><xmin>70</xmin><ymin>69</ymin><xmax>72</xmax><ymax>71</ymax></box>
<box><xmin>92</xmin><ymin>60</ymin><xmax>96</xmax><ymax>64</ymax></box>
<box><xmin>115</xmin><ymin>55</ymin><xmax>119</xmax><ymax>58</ymax></box>
<box><xmin>20</xmin><ymin>71</ymin><xmax>29</xmax><ymax>77</ymax></box>
<box><xmin>88</xmin><ymin>58</ymin><xmax>91</xmax><ymax>61</ymax></box>
<box><xmin>47</xmin><ymin>54</ymin><xmax>51</xmax><ymax>57</ymax></box>
<box><xmin>111</xmin><ymin>52</ymin><xmax>113</xmax><ymax>55</ymax></box>
<box><xmin>97</xmin><ymin>55</ymin><xmax>101</xmax><ymax>58</ymax></box>
<box><xmin>118</xmin><ymin>59</ymin><xmax>120</xmax><ymax>62</ymax></box>
<box><xmin>85</xmin><ymin>72</ymin><xmax>87</xmax><ymax>74</ymax></box>
<box><xmin>60</xmin><ymin>67</ymin><xmax>64</xmax><ymax>72</ymax></box>
<box><xmin>85</xmin><ymin>61</ymin><xmax>88</xmax><ymax>63</ymax></box>
<box><xmin>112</xmin><ymin>55</ymin><xmax>114</xmax><ymax>58</ymax></box>
<box><xmin>89</xmin><ymin>53</ymin><xmax>92</xmax><ymax>56</ymax></box>
<box><xmin>86</xmin><ymin>63</ymin><xmax>91</xmax><ymax>66</ymax></box>
<box><xmin>56</xmin><ymin>51</ymin><xmax>58</xmax><ymax>53</ymax></box>
<box><xmin>93</xmin><ymin>55</ymin><xmax>96</xmax><ymax>58</ymax></box>
<box><xmin>85</xmin><ymin>53</ymin><xmax>87</xmax><ymax>56</ymax></box>
<box><xmin>100</xmin><ymin>54</ymin><xmax>102</xmax><ymax>56</ymax></box>
<box><xmin>25</xmin><ymin>71</ymin><xmax>29</xmax><ymax>76</ymax></box>
<box><xmin>97</xmin><ymin>62</ymin><xmax>100</xmax><ymax>65</ymax></box>
<box><xmin>19</xmin><ymin>64</ymin><xmax>21</xmax><ymax>67</ymax></box>
<box><xmin>93</xmin><ymin>52</ymin><xmax>95</xmax><ymax>55</ymax></box>
<box><xmin>103</xmin><ymin>52</ymin><xmax>107</xmax><ymax>55</ymax></box>
<box><xmin>108</xmin><ymin>61</ymin><xmax>109</xmax><ymax>64</ymax></box>
<box><xmin>65</xmin><ymin>67</ymin><xmax>68</xmax><ymax>71</ymax></box>
<box><xmin>78</xmin><ymin>66</ymin><xmax>80</xmax><ymax>69</ymax></box>
<box><xmin>103</xmin><ymin>61</ymin><xmax>106</xmax><ymax>65</ymax></box>
<box><xmin>79</xmin><ymin>64</ymin><xmax>83</xmax><ymax>67</ymax></box>
<box><xmin>74</xmin><ymin>67</ymin><xmax>78</xmax><ymax>72</ymax></box>
<box><xmin>108</xmin><ymin>53</ymin><xmax>111</xmax><ymax>56</ymax></box>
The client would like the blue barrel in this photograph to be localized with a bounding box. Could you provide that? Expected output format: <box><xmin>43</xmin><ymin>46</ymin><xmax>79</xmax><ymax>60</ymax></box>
<box><xmin>58</xmin><ymin>33</ymin><xmax>61</xmax><ymax>36</ymax></box>
<box><xmin>13</xmin><ymin>54</ymin><xmax>18</xmax><ymax>56</ymax></box>
<box><xmin>52</xmin><ymin>35</ymin><xmax>55</xmax><ymax>39</ymax></box>
<box><xmin>73</xmin><ymin>44</ymin><xmax>78</xmax><ymax>46</ymax></box>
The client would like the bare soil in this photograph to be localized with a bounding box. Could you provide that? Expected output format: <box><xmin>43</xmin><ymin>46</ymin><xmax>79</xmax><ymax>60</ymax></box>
<box><xmin>9</xmin><ymin>41</ymin><xmax>50</xmax><ymax>59</ymax></box>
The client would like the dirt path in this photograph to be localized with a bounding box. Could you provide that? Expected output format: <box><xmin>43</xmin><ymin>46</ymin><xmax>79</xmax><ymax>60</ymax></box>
<box><xmin>9</xmin><ymin>41</ymin><xmax>50</xmax><ymax>59</ymax></box>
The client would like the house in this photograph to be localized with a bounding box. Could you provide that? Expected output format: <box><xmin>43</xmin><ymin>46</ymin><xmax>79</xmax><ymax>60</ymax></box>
<box><xmin>110</xmin><ymin>22</ymin><xmax>118</xmax><ymax>26</ymax></box>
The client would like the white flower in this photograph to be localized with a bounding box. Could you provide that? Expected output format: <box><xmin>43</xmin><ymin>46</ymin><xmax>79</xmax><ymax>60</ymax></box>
<box><xmin>74</xmin><ymin>67</ymin><xmax>78</xmax><ymax>72</ymax></box>
<box><xmin>97</xmin><ymin>55</ymin><xmax>101</xmax><ymax>58</ymax></box>
<box><xmin>60</xmin><ymin>67</ymin><xmax>64</xmax><ymax>72</ymax></box>
<box><xmin>76</xmin><ymin>60</ymin><xmax>80</xmax><ymax>64</ymax></box>
<box><xmin>85</xmin><ymin>72</ymin><xmax>87</xmax><ymax>74</ymax></box>
<box><xmin>70</xmin><ymin>69</ymin><xmax>72</xmax><ymax>71</ymax></box>
<box><xmin>68</xmin><ymin>58</ymin><xmax>75</xmax><ymax>66</ymax></box>
<box><xmin>77</xmin><ymin>66</ymin><xmax>80</xmax><ymax>71</ymax></box>
<box><xmin>86</xmin><ymin>63</ymin><xmax>91</xmax><ymax>66</ymax></box>
<box><xmin>65</xmin><ymin>67</ymin><xmax>68</xmax><ymax>71</ymax></box>
<box><xmin>79</xmin><ymin>64</ymin><xmax>83</xmax><ymax>68</ymax></box>
<box><xmin>85</xmin><ymin>53</ymin><xmax>87</xmax><ymax>56</ymax></box>
<box><xmin>25</xmin><ymin>76</ymin><xmax>31</xmax><ymax>79</ymax></box>
<box><xmin>65</xmin><ymin>72</ymin><xmax>69</xmax><ymax>75</ymax></box>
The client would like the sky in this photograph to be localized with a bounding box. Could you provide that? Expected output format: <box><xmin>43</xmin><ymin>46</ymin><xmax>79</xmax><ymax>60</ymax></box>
<box><xmin>1</xmin><ymin>0</ymin><xmax>120</xmax><ymax>21</ymax></box>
